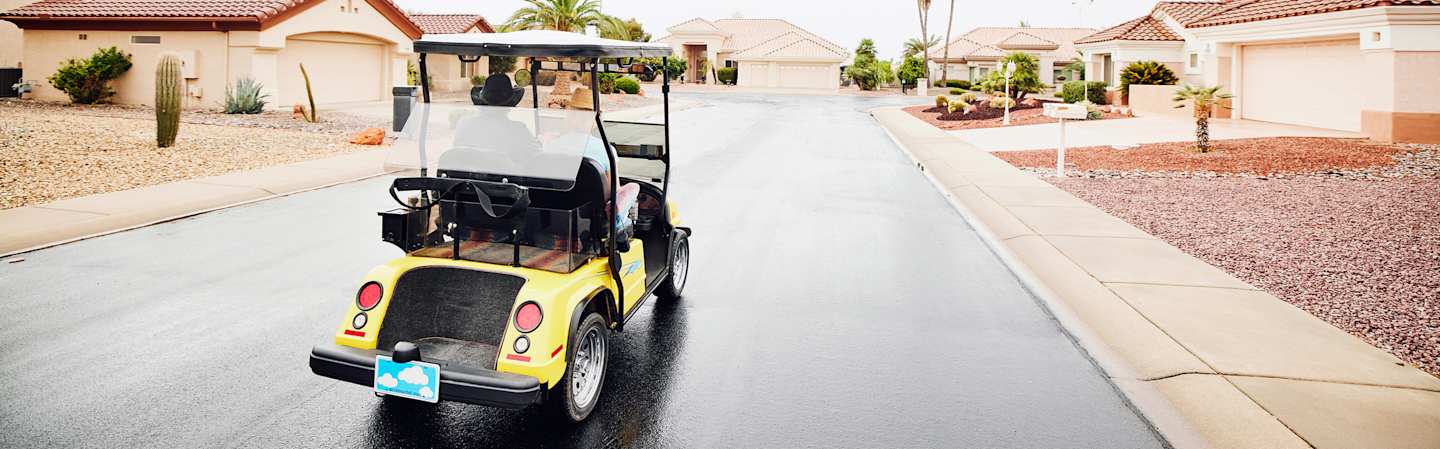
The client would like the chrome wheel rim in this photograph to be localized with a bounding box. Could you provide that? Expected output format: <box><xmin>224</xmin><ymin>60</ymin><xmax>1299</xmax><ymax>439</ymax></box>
<box><xmin>672</xmin><ymin>240</ymin><xmax>689</xmax><ymax>292</ymax></box>
<box><xmin>571</xmin><ymin>326</ymin><xmax>605</xmax><ymax>409</ymax></box>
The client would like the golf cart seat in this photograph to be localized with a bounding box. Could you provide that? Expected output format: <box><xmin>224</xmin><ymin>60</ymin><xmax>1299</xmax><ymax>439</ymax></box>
<box><xmin>474</xmin><ymin>74</ymin><xmax>525</xmax><ymax>107</ymax></box>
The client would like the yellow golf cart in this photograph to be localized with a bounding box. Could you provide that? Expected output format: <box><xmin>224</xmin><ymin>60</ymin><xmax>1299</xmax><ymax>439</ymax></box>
<box><xmin>309</xmin><ymin>30</ymin><xmax>690</xmax><ymax>423</ymax></box>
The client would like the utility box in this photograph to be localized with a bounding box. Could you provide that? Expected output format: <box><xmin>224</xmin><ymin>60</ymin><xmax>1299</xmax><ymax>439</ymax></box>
<box><xmin>1044</xmin><ymin>103</ymin><xmax>1087</xmax><ymax>119</ymax></box>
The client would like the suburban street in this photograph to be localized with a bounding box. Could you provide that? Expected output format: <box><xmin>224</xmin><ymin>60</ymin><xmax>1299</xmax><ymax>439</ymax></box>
<box><xmin>0</xmin><ymin>94</ymin><xmax>1166</xmax><ymax>448</ymax></box>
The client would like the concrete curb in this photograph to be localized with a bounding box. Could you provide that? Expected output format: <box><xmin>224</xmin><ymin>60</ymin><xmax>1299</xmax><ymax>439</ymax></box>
<box><xmin>869</xmin><ymin>106</ymin><xmax>1440</xmax><ymax>449</ymax></box>
<box><xmin>0</xmin><ymin>149</ymin><xmax>400</xmax><ymax>257</ymax></box>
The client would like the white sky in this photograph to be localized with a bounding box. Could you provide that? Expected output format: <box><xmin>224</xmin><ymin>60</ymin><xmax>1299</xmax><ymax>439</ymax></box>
<box><xmin>395</xmin><ymin>0</ymin><xmax>1159</xmax><ymax>60</ymax></box>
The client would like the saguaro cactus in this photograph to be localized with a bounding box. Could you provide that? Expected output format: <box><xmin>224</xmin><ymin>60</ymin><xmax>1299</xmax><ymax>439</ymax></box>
<box><xmin>299</xmin><ymin>63</ymin><xmax>318</xmax><ymax>123</ymax></box>
<box><xmin>155</xmin><ymin>54</ymin><xmax>182</xmax><ymax>147</ymax></box>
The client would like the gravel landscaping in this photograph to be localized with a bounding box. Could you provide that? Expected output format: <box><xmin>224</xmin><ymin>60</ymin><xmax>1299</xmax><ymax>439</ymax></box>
<box><xmin>904</xmin><ymin>102</ymin><xmax>1128</xmax><ymax>130</ymax></box>
<box><xmin>1</xmin><ymin>104</ymin><xmax>372</xmax><ymax>209</ymax></box>
<box><xmin>1003</xmin><ymin>139</ymin><xmax>1440</xmax><ymax>376</ymax></box>
<box><xmin>1</xmin><ymin>98</ymin><xmax>384</xmax><ymax>136</ymax></box>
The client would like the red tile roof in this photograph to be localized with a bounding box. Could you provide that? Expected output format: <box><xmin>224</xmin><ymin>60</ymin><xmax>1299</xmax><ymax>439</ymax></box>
<box><xmin>1154</xmin><ymin>1</ymin><xmax>1228</xmax><ymax>25</ymax></box>
<box><xmin>1188</xmin><ymin>0</ymin><xmax>1440</xmax><ymax>28</ymax></box>
<box><xmin>1075</xmin><ymin>15</ymin><xmax>1183</xmax><ymax>44</ymax></box>
<box><xmin>409</xmin><ymin>13</ymin><xmax>493</xmax><ymax>34</ymax></box>
<box><xmin>0</xmin><ymin>0</ymin><xmax>422</xmax><ymax>37</ymax></box>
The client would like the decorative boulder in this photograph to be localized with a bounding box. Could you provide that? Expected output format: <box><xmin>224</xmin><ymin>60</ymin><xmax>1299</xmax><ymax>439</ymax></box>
<box><xmin>349</xmin><ymin>128</ymin><xmax>386</xmax><ymax>145</ymax></box>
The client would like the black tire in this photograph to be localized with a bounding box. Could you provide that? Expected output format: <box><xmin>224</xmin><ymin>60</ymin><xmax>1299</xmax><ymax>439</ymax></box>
<box><xmin>544</xmin><ymin>312</ymin><xmax>609</xmax><ymax>422</ymax></box>
<box><xmin>656</xmin><ymin>232</ymin><xmax>689</xmax><ymax>300</ymax></box>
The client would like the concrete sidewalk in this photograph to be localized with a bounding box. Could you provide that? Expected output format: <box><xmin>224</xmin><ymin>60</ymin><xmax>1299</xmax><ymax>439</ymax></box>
<box><xmin>0</xmin><ymin>150</ymin><xmax>398</xmax><ymax>257</ymax></box>
<box><xmin>952</xmin><ymin>115</ymin><xmax>1365</xmax><ymax>152</ymax></box>
<box><xmin>872</xmin><ymin>106</ymin><xmax>1440</xmax><ymax>449</ymax></box>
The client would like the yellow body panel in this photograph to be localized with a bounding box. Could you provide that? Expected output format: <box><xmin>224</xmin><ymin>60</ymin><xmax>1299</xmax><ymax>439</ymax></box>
<box><xmin>332</xmin><ymin>240</ymin><xmax>648</xmax><ymax>387</ymax></box>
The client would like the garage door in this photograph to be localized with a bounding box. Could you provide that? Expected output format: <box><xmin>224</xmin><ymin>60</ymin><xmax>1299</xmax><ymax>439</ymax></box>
<box><xmin>777</xmin><ymin>63</ymin><xmax>834</xmax><ymax>89</ymax></box>
<box><xmin>278</xmin><ymin>36</ymin><xmax>384</xmax><ymax>106</ymax></box>
<box><xmin>1241</xmin><ymin>39</ymin><xmax>1361</xmax><ymax>132</ymax></box>
<box><xmin>737</xmin><ymin>62</ymin><xmax>770</xmax><ymax>87</ymax></box>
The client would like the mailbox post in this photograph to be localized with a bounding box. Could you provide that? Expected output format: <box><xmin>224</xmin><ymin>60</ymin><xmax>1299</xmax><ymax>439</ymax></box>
<box><xmin>1001</xmin><ymin>61</ymin><xmax>1016</xmax><ymax>126</ymax></box>
<box><xmin>1043</xmin><ymin>103</ymin><xmax>1088</xmax><ymax>177</ymax></box>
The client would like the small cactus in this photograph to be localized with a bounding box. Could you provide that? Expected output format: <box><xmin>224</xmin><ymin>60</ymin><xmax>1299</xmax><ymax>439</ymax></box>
<box><xmin>947</xmin><ymin>99</ymin><xmax>969</xmax><ymax>114</ymax></box>
<box><xmin>155</xmin><ymin>53</ymin><xmax>182</xmax><ymax>147</ymax></box>
<box><xmin>959</xmin><ymin>92</ymin><xmax>977</xmax><ymax>103</ymax></box>
<box><xmin>934</xmin><ymin>95</ymin><xmax>949</xmax><ymax>108</ymax></box>
<box><xmin>299</xmin><ymin>63</ymin><xmax>318</xmax><ymax>123</ymax></box>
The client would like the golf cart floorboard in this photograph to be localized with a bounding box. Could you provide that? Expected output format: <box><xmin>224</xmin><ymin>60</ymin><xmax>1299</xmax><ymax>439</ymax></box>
<box><xmin>415</xmin><ymin>337</ymin><xmax>499</xmax><ymax>371</ymax></box>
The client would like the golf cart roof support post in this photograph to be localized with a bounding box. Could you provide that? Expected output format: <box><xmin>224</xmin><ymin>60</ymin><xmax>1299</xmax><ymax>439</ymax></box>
<box><xmin>530</xmin><ymin>59</ymin><xmax>540</xmax><ymax>109</ymax></box>
<box><xmin>419</xmin><ymin>53</ymin><xmax>431</xmax><ymax>104</ymax></box>
<box><xmin>589</xmin><ymin>59</ymin><xmax>626</xmax><ymax>331</ymax></box>
<box><xmin>660</xmin><ymin>56</ymin><xmax>671</xmax><ymax>205</ymax></box>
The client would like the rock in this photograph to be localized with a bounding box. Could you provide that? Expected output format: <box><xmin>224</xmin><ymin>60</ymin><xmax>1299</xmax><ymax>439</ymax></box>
<box><xmin>348</xmin><ymin>127</ymin><xmax>385</xmax><ymax>145</ymax></box>
<box><xmin>292</xmin><ymin>104</ymin><xmax>306</xmax><ymax>120</ymax></box>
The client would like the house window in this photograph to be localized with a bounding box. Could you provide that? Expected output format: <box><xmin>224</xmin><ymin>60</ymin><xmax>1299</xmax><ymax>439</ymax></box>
<box><xmin>78</xmin><ymin>34</ymin><xmax>88</xmax><ymax>40</ymax></box>
<box><xmin>1189</xmin><ymin>53</ymin><xmax>1199</xmax><ymax>68</ymax></box>
<box><xmin>725</xmin><ymin>60</ymin><xmax>734</xmax><ymax>68</ymax></box>
<box><xmin>130</xmin><ymin>35</ymin><xmax>161</xmax><ymax>45</ymax></box>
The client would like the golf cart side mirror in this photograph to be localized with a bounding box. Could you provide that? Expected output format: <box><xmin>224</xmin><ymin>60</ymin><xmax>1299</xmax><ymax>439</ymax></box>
<box><xmin>628</xmin><ymin>63</ymin><xmax>653</xmax><ymax>77</ymax></box>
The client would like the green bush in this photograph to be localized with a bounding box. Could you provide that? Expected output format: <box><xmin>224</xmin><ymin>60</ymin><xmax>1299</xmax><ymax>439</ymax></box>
<box><xmin>513</xmin><ymin>69</ymin><xmax>531</xmax><ymax>87</ymax></box>
<box><xmin>470</xmin><ymin>75</ymin><xmax>486</xmax><ymax>86</ymax></box>
<box><xmin>898</xmin><ymin>57</ymin><xmax>925</xmax><ymax>86</ymax></box>
<box><xmin>48</xmin><ymin>46</ymin><xmax>132</xmax><ymax>104</ymax></box>
<box><xmin>944</xmin><ymin>80</ymin><xmax>966</xmax><ymax>88</ymax></box>
<box><xmin>614</xmin><ymin>77</ymin><xmax>640</xmax><ymax>94</ymax></box>
<box><xmin>637</xmin><ymin>57</ymin><xmax>685</xmax><ymax>81</ymax></box>
<box><xmin>1120</xmin><ymin>60</ymin><xmax>1178</xmax><ymax>94</ymax></box>
<box><xmin>488</xmin><ymin>56</ymin><xmax>516</xmax><ymax>75</ymax></box>
<box><xmin>223</xmin><ymin>78</ymin><xmax>267</xmax><ymax>114</ymax></box>
<box><xmin>949</xmin><ymin>88</ymin><xmax>965</xmax><ymax>95</ymax></box>
<box><xmin>1061</xmin><ymin>80</ymin><xmax>1108</xmax><ymax>104</ymax></box>
<box><xmin>716</xmin><ymin>67</ymin><xmax>737</xmax><ymax>85</ymax></box>
<box><xmin>846</xmin><ymin>60</ymin><xmax>893</xmax><ymax>91</ymax></box>
<box><xmin>1076</xmin><ymin>100</ymin><xmax>1103</xmax><ymax>120</ymax></box>
<box><xmin>597</xmin><ymin>73</ymin><xmax>619</xmax><ymax>94</ymax></box>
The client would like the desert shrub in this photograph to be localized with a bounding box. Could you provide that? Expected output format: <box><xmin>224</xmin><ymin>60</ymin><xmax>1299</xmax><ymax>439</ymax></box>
<box><xmin>470</xmin><ymin>74</ymin><xmax>486</xmax><ymax>86</ymax></box>
<box><xmin>955</xmin><ymin>80</ymin><xmax>972</xmax><ymax>90</ymax></box>
<box><xmin>935</xmin><ymin>95</ymin><xmax>949</xmax><ymax>108</ymax></box>
<box><xmin>988</xmin><ymin>94</ymin><xmax>1016</xmax><ymax>109</ymax></box>
<box><xmin>614</xmin><ymin>77</ymin><xmax>640</xmax><ymax>94</ymax></box>
<box><xmin>223</xmin><ymin>77</ymin><xmax>267</xmax><ymax>114</ymax></box>
<box><xmin>716</xmin><ymin>67</ymin><xmax>737</xmax><ymax>85</ymax></box>
<box><xmin>1076</xmin><ymin>100</ymin><xmax>1103</xmax><ymax>120</ymax></box>
<box><xmin>959</xmin><ymin>92</ymin><xmax>977</xmax><ymax>103</ymax></box>
<box><xmin>597</xmin><ymin>73</ymin><xmax>619</xmax><ymax>93</ymax></box>
<box><xmin>944</xmin><ymin>79</ymin><xmax>965</xmax><ymax>88</ymax></box>
<box><xmin>48</xmin><ymin>46</ymin><xmax>132</xmax><ymax>104</ymax></box>
<box><xmin>637</xmin><ymin>57</ymin><xmax>684</xmax><ymax>81</ymax></box>
<box><xmin>949</xmin><ymin>88</ymin><xmax>965</xmax><ymax>95</ymax></box>
<box><xmin>1120</xmin><ymin>60</ymin><xmax>1178</xmax><ymax>94</ymax></box>
<box><xmin>535</xmin><ymin>70</ymin><xmax>557</xmax><ymax>86</ymax></box>
<box><xmin>1061</xmin><ymin>80</ymin><xmax>1108</xmax><ymax>105</ymax></box>
<box><xmin>513</xmin><ymin>69</ymin><xmax>531</xmax><ymax>87</ymax></box>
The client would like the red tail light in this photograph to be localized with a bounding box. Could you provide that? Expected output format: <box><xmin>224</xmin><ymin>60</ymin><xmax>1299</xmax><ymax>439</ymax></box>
<box><xmin>514</xmin><ymin>302</ymin><xmax>542</xmax><ymax>333</ymax></box>
<box><xmin>356</xmin><ymin>282</ymin><xmax>382</xmax><ymax>310</ymax></box>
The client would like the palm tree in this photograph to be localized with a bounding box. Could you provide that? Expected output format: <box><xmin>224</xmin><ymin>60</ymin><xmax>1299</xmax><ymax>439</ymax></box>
<box><xmin>1172</xmin><ymin>84</ymin><xmax>1234</xmax><ymax>152</ymax></box>
<box><xmin>940</xmin><ymin>0</ymin><xmax>955</xmax><ymax>83</ymax></box>
<box><xmin>916</xmin><ymin>0</ymin><xmax>932</xmax><ymax>80</ymax></box>
<box><xmin>856</xmin><ymin>39</ymin><xmax>878</xmax><ymax>62</ymax></box>
<box><xmin>504</xmin><ymin>0</ymin><xmax>604</xmax><ymax>32</ymax></box>
<box><xmin>598</xmin><ymin>16</ymin><xmax>650</xmax><ymax>41</ymax></box>
<box><xmin>902</xmin><ymin>35</ymin><xmax>939</xmax><ymax>58</ymax></box>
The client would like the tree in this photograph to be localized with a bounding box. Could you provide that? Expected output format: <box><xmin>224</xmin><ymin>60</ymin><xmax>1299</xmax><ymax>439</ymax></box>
<box><xmin>1018</xmin><ymin>20</ymin><xmax>1031</xmax><ymax>27</ymax></box>
<box><xmin>984</xmin><ymin>52</ymin><xmax>1043</xmax><ymax>101</ymax></box>
<box><xmin>902</xmin><ymin>35</ymin><xmax>939</xmax><ymax>58</ymax></box>
<box><xmin>598</xmin><ymin>16</ymin><xmax>650</xmax><ymax>41</ymax></box>
<box><xmin>898</xmin><ymin>56</ymin><xmax>926</xmax><ymax>86</ymax></box>
<box><xmin>916</xmin><ymin>0</ymin><xmax>932</xmax><ymax>80</ymax></box>
<box><xmin>1172</xmin><ymin>84</ymin><xmax>1233</xmax><ymax>153</ymax></box>
<box><xmin>941</xmin><ymin>0</ymin><xmax>955</xmax><ymax>83</ymax></box>
<box><xmin>856</xmin><ymin>39</ymin><xmax>877</xmax><ymax>63</ymax></box>
<box><xmin>504</xmin><ymin>0</ymin><xmax>604</xmax><ymax>32</ymax></box>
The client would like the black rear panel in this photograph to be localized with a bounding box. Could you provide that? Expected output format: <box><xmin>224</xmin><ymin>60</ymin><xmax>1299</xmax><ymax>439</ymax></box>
<box><xmin>378</xmin><ymin>267</ymin><xmax>525</xmax><ymax>369</ymax></box>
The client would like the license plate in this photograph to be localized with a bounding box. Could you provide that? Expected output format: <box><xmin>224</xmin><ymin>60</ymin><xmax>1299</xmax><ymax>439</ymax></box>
<box><xmin>374</xmin><ymin>356</ymin><xmax>440</xmax><ymax>403</ymax></box>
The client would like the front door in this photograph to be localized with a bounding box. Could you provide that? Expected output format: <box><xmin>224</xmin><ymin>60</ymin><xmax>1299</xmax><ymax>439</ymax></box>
<box><xmin>684</xmin><ymin>44</ymin><xmax>706</xmax><ymax>84</ymax></box>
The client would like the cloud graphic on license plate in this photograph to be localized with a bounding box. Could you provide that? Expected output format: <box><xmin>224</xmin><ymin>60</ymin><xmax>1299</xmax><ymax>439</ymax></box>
<box><xmin>377</xmin><ymin>373</ymin><xmax>398</xmax><ymax>388</ymax></box>
<box><xmin>398</xmin><ymin>365</ymin><xmax>430</xmax><ymax>386</ymax></box>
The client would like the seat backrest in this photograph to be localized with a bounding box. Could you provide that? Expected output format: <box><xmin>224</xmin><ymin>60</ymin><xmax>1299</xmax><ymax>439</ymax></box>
<box><xmin>481</xmin><ymin>74</ymin><xmax>516</xmax><ymax>106</ymax></box>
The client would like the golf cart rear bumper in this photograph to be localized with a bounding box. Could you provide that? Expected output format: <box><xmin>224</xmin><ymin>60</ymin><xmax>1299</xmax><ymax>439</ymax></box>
<box><xmin>309</xmin><ymin>343</ymin><xmax>542</xmax><ymax>409</ymax></box>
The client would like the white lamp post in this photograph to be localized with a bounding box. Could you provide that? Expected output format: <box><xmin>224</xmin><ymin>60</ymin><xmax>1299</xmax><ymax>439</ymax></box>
<box><xmin>1002</xmin><ymin>61</ymin><xmax>1016</xmax><ymax>126</ymax></box>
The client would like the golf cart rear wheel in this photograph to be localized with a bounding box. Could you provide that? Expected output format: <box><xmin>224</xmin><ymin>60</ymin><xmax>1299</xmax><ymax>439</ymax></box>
<box><xmin>657</xmin><ymin>232</ymin><xmax>689</xmax><ymax>300</ymax></box>
<box><xmin>545</xmin><ymin>312</ymin><xmax>608</xmax><ymax>422</ymax></box>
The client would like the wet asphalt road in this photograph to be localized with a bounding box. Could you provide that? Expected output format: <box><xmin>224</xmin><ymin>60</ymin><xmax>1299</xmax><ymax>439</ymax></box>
<box><xmin>0</xmin><ymin>93</ymin><xmax>1165</xmax><ymax>449</ymax></box>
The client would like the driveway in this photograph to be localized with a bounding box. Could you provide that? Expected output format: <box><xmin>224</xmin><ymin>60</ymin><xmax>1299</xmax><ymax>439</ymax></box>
<box><xmin>953</xmin><ymin>115</ymin><xmax>1365</xmax><ymax>152</ymax></box>
<box><xmin>0</xmin><ymin>93</ymin><xmax>1164</xmax><ymax>448</ymax></box>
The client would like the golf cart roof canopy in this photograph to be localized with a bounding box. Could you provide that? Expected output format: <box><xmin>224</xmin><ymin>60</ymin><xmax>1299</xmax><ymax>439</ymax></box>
<box><xmin>414</xmin><ymin>30</ymin><xmax>674</xmax><ymax>58</ymax></box>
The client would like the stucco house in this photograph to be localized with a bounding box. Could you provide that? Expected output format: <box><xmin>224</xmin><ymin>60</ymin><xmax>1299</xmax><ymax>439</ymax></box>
<box><xmin>1075</xmin><ymin>0</ymin><xmax>1440</xmax><ymax>143</ymax></box>
<box><xmin>928</xmin><ymin>27</ymin><xmax>1097</xmax><ymax>86</ymax></box>
<box><xmin>656</xmin><ymin>18</ymin><xmax>848</xmax><ymax>89</ymax></box>
<box><xmin>0</xmin><ymin>0</ymin><xmax>423</xmax><ymax>107</ymax></box>
<box><xmin>409</xmin><ymin>14</ymin><xmax>494</xmax><ymax>93</ymax></box>
<box><xmin>0</xmin><ymin>0</ymin><xmax>33</xmax><ymax>69</ymax></box>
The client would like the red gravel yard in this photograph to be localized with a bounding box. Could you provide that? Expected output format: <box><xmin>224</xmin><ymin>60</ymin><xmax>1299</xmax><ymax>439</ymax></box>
<box><xmin>995</xmin><ymin>137</ymin><xmax>1409</xmax><ymax>175</ymax></box>
<box><xmin>1013</xmin><ymin>139</ymin><xmax>1440</xmax><ymax>376</ymax></box>
<box><xmin>904</xmin><ymin>102</ymin><xmax>1127</xmax><ymax>131</ymax></box>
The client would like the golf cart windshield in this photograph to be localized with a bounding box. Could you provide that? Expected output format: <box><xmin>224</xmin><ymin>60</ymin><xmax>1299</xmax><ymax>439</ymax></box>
<box><xmin>387</xmin><ymin>103</ymin><xmax>601</xmax><ymax>191</ymax></box>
